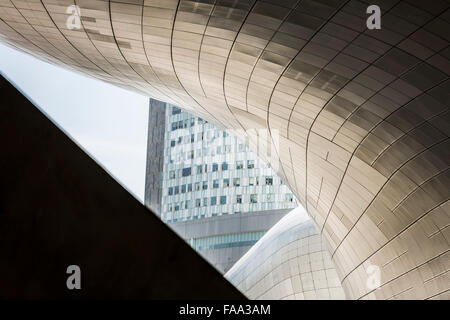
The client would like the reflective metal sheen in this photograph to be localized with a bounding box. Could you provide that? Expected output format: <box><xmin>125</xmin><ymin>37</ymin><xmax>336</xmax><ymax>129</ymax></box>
<box><xmin>1</xmin><ymin>0</ymin><xmax>449</xmax><ymax>299</ymax></box>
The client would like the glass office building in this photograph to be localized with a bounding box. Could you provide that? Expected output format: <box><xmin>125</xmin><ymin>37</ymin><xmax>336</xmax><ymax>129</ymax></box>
<box><xmin>160</xmin><ymin>104</ymin><xmax>297</xmax><ymax>223</ymax></box>
<box><xmin>145</xmin><ymin>99</ymin><xmax>298</xmax><ymax>272</ymax></box>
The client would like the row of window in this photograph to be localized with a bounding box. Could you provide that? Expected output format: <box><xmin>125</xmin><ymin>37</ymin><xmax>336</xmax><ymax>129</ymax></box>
<box><xmin>170</xmin><ymin>114</ymin><xmax>207</xmax><ymax>131</ymax></box>
<box><xmin>189</xmin><ymin>231</ymin><xmax>266</xmax><ymax>251</ymax></box>
<box><xmin>164</xmin><ymin>199</ymin><xmax>297</xmax><ymax>223</ymax></box>
<box><xmin>168</xmin><ymin>146</ymin><xmax>244</xmax><ymax>163</ymax></box>
<box><xmin>168</xmin><ymin>177</ymin><xmax>277</xmax><ymax>195</ymax></box>
<box><xmin>167</xmin><ymin>193</ymin><xmax>294</xmax><ymax>211</ymax></box>
<box><xmin>169</xmin><ymin>161</ymin><xmax>258</xmax><ymax>179</ymax></box>
<box><xmin>171</xmin><ymin>119</ymin><xmax>194</xmax><ymax>131</ymax></box>
<box><xmin>166</xmin><ymin>212</ymin><xmax>222</xmax><ymax>223</ymax></box>
<box><xmin>170</xmin><ymin>131</ymin><xmax>230</xmax><ymax>147</ymax></box>
<box><xmin>168</xmin><ymin>147</ymin><xmax>234</xmax><ymax>162</ymax></box>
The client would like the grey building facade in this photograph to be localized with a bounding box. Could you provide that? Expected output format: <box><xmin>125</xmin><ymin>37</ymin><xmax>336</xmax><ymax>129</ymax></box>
<box><xmin>170</xmin><ymin>209</ymin><xmax>291</xmax><ymax>273</ymax></box>
<box><xmin>144</xmin><ymin>99</ymin><xmax>166</xmax><ymax>215</ymax></box>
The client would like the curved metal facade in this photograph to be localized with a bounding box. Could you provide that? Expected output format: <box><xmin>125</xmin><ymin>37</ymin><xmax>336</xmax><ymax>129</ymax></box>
<box><xmin>0</xmin><ymin>0</ymin><xmax>449</xmax><ymax>299</ymax></box>
<box><xmin>226</xmin><ymin>208</ymin><xmax>347</xmax><ymax>299</ymax></box>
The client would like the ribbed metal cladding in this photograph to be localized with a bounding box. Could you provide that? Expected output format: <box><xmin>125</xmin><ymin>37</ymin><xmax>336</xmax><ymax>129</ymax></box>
<box><xmin>0</xmin><ymin>0</ymin><xmax>448</xmax><ymax>299</ymax></box>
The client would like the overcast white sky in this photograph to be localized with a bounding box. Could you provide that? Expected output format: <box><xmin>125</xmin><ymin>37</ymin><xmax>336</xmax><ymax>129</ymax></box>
<box><xmin>0</xmin><ymin>42</ymin><xmax>149</xmax><ymax>203</ymax></box>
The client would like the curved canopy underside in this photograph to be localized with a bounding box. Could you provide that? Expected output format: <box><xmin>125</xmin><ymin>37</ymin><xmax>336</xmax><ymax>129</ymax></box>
<box><xmin>0</xmin><ymin>0</ymin><xmax>448</xmax><ymax>299</ymax></box>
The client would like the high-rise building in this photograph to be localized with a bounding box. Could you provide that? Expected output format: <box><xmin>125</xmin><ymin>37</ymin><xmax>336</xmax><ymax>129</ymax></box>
<box><xmin>160</xmin><ymin>103</ymin><xmax>297</xmax><ymax>222</ymax></box>
<box><xmin>145</xmin><ymin>98</ymin><xmax>297</xmax><ymax>272</ymax></box>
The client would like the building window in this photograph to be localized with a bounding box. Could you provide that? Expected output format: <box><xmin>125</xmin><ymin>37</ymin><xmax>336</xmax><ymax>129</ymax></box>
<box><xmin>174</xmin><ymin>186</ymin><xmax>179</xmax><ymax>195</ymax></box>
<box><xmin>220</xmin><ymin>196</ymin><xmax>227</xmax><ymax>205</ymax></box>
<box><xmin>168</xmin><ymin>187</ymin><xmax>173</xmax><ymax>196</ymax></box>
<box><xmin>236</xmin><ymin>195</ymin><xmax>242</xmax><ymax>204</ymax></box>
<box><xmin>233</xmin><ymin>178</ymin><xmax>240</xmax><ymax>187</ymax></box>
<box><xmin>190</xmin><ymin>134</ymin><xmax>195</xmax><ymax>143</ymax></box>
<box><xmin>211</xmin><ymin>196</ymin><xmax>217</xmax><ymax>205</ymax></box>
<box><xmin>187</xmin><ymin>183</ymin><xmax>193</xmax><ymax>192</ymax></box>
<box><xmin>250</xmin><ymin>194</ymin><xmax>258</xmax><ymax>203</ymax></box>
<box><xmin>181</xmin><ymin>184</ymin><xmax>186</xmax><ymax>193</ymax></box>
<box><xmin>212</xmin><ymin>163</ymin><xmax>218</xmax><ymax>172</ymax></box>
<box><xmin>197</xmin><ymin>165</ymin><xmax>203</xmax><ymax>174</ymax></box>
<box><xmin>185</xmin><ymin>200</ymin><xmax>190</xmax><ymax>209</ymax></box>
<box><xmin>204</xmin><ymin>164</ymin><xmax>208</xmax><ymax>173</ymax></box>
<box><xmin>202</xmin><ymin>181</ymin><xmax>208</xmax><ymax>190</ymax></box>
<box><xmin>169</xmin><ymin>170</ymin><xmax>175</xmax><ymax>179</ymax></box>
<box><xmin>286</xmin><ymin>193</ymin><xmax>293</xmax><ymax>202</ymax></box>
<box><xmin>265</xmin><ymin>176</ymin><xmax>273</xmax><ymax>185</ymax></box>
<box><xmin>267</xmin><ymin>194</ymin><xmax>274</xmax><ymax>202</ymax></box>
<box><xmin>182</xmin><ymin>167</ymin><xmax>191</xmax><ymax>177</ymax></box>
<box><xmin>247</xmin><ymin>160</ymin><xmax>254</xmax><ymax>169</ymax></box>
<box><xmin>188</xmin><ymin>151</ymin><xmax>194</xmax><ymax>159</ymax></box>
<box><xmin>203</xmin><ymin>198</ymin><xmax>208</xmax><ymax>207</ymax></box>
<box><xmin>170</xmin><ymin>140</ymin><xmax>175</xmax><ymax>147</ymax></box>
<box><xmin>239</xmin><ymin>144</ymin><xmax>245</xmax><ymax>152</ymax></box>
<box><xmin>249</xmin><ymin>177</ymin><xmax>257</xmax><ymax>186</ymax></box>
<box><xmin>213</xmin><ymin>179</ymin><xmax>219</xmax><ymax>188</ymax></box>
<box><xmin>196</xmin><ymin>199</ymin><xmax>201</xmax><ymax>207</ymax></box>
<box><xmin>223</xmin><ymin>178</ymin><xmax>230</xmax><ymax>187</ymax></box>
<box><xmin>195</xmin><ymin>182</ymin><xmax>200</xmax><ymax>191</ymax></box>
<box><xmin>172</xmin><ymin>107</ymin><xmax>181</xmax><ymax>115</ymax></box>
<box><xmin>236</xmin><ymin>160</ymin><xmax>243</xmax><ymax>169</ymax></box>
<box><xmin>222</xmin><ymin>162</ymin><xmax>228</xmax><ymax>171</ymax></box>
